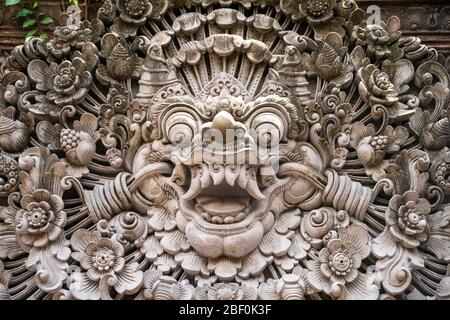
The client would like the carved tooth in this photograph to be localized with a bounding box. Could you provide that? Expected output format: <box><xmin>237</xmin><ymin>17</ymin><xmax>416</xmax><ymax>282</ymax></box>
<box><xmin>237</xmin><ymin>165</ymin><xmax>249</xmax><ymax>190</ymax></box>
<box><xmin>210</xmin><ymin>164</ymin><xmax>225</xmax><ymax>185</ymax></box>
<box><xmin>200</xmin><ymin>166</ymin><xmax>213</xmax><ymax>189</ymax></box>
<box><xmin>245</xmin><ymin>174</ymin><xmax>266</xmax><ymax>200</ymax></box>
<box><xmin>225</xmin><ymin>165</ymin><xmax>240</xmax><ymax>186</ymax></box>
<box><xmin>201</xmin><ymin>212</ymin><xmax>211</xmax><ymax>221</ymax></box>
<box><xmin>235</xmin><ymin>212</ymin><xmax>246</xmax><ymax>221</ymax></box>
<box><xmin>182</xmin><ymin>172</ymin><xmax>202</xmax><ymax>200</ymax></box>
<box><xmin>211</xmin><ymin>216</ymin><xmax>224</xmax><ymax>224</ymax></box>
<box><xmin>224</xmin><ymin>216</ymin><xmax>235</xmax><ymax>224</ymax></box>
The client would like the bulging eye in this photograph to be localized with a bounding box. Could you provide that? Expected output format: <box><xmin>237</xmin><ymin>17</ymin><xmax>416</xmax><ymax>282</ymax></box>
<box><xmin>250</xmin><ymin>112</ymin><xmax>285</xmax><ymax>147</ymax></box>
<box><xmin>165</xmin><ymin>112</ymin><xmax>198</xmax><ymax>146</ymax></box>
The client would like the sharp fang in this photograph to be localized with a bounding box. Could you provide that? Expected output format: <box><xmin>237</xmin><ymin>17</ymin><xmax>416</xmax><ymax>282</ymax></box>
<box><xmin>210</xmin><ymin>165</ymin><xmax>225</xmax><ymax>186</ymax></box>
<box><xmin>225</xmin><ymin>165</ymin><xmax>240</xmax><ymax>186</ymax></box>
<box><xmin>246</xmin><ymin>175</ymin><xmax>266</xmax><ymax>200</ymax></box>
<box><xmin>237</xmin><ymin>165</ymin><xmax>248</xmax><ymax>190</ymax></box>
<box><xmin>200</xmin><ymin>167</ymin><xmax>212</xmax><ymax>189</ymax></box>
<box><xmin>182</xmin><ymin>172</ymin><xmax>202</xmax><ymax>200</ymax></box>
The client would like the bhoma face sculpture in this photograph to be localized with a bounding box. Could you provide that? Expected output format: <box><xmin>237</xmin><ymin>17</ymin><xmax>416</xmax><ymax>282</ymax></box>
<box><xmin>0</xmin><ymin>0</ymin><xmax>449</xmax><ymax>300</ymax></box>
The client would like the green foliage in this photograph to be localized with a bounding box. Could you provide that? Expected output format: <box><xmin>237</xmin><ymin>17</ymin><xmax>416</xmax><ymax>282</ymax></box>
<box><xmin>40</xmin><ymin>17</ymin><xmax>53</xmax><ymax>25</ymax></box>
<box><xmin>16</xmin><ymin>8</ymin><xmax>33</xmax><ymax>18</ymax></box>
<box><xmin>5</xmin><ymin>0</ymin><xmax>97</xmax><ymax>39</ymax></box>
<box><xmin>25</xmin><ymin>29</ymin><xmax>37</xmax><ymax>38</ymax></box>
<box><xmin>5</xmin><ymin>0</ymin><xmax>57</xmax><ymax>40</ymax></box>
<box><xmin>5</xmin><ymin>0</ymin><xmax>21</xmax><ymax>6</ymax></box>
<box><xmin>22</xmin><ymin>18</ymin><xmax>36</xmax><ymax>28</ymax></box>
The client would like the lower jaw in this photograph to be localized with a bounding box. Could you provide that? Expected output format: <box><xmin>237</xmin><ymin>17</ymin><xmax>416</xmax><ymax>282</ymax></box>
<box><xmin>184</xmin><ymin>219</ymin><xmax>264</xmax><ymax>258</ymax></box>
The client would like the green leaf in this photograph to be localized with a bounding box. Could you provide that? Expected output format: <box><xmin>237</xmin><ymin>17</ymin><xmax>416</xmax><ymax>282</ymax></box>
<box><xmin>22</xmin><ymin>19</ymin><xmax>36</xmax><ymax>28</ymax></box>
<box><xmin>25</xmin><ymin>29</ymin><xmax>37</xmax><ymax>38</ymax></box>
<box><xmin>16</xmin><ymin>8</ymin><xmax>33</xmax><ymax>18</ymax></box>
<box><xmin>40</xmin><ymin>17</ymin><xmax>54</xmax><ymax>25</ymax></box>
<box><xmin>5</xmin><ymin>0</ymin><xmax>21</xmax><ymax>6</ymax></box>
<box><xmin>39</xmin><ymin>33</ymin><xmax>48</xmax><ymax>40</ymax></box>
<box><xmin>32</xmin><ymin>0</ymin><xmax>39</xmax><ymax>9</ymax></box>
<box><xmin>71</xmin><ymin>0</ymin><xmax>79</xmax><ymax>5</ymax></box>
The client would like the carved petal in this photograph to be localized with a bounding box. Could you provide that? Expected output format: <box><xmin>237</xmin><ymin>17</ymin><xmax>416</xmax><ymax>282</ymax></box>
<box><xmin>344</xmin><ymin>272</ymin><xmax>379</xmax><ymax>300</ymax></box>
<box><xmin>70</xmin><ymin>272</ymin><xmax>101</xmax><ymax>300</ymax></box>
<box><xmin>156</xmin><ymin>230</ymin><xmax>190</xmax><ymax>254</ymax></box>
<box><xmin>114</xmin><ymin>263</ymin><xmax>143</xmax><ymax>295</ymax></box>
<box><xmin>26</xmin><ymin>239</ymin><xmax>70</xmax><ymax>293</ymax></box>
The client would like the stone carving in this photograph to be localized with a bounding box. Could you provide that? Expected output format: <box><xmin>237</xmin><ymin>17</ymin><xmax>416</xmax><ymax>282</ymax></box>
<box><xmin>0</xmin><ymin>0</ymin><xmax>449</xmax><ymax>300</ymax></box>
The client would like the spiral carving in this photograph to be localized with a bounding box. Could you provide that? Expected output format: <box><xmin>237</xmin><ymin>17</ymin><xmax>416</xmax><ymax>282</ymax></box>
<box><xmin>323</xmin><ymin>170</ymin><xmax>372</xmax><ymax>221</ymax></box>
<box><xmin>85</xmin><ymin>172</ymin><xmax>133</xmax><ymax>221</ymax></box>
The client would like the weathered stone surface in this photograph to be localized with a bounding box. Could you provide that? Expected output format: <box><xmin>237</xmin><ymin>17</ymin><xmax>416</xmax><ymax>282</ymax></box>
<box><xmin>0</xmin><ymin>0</ymin><xmax>449</xmax><ymax>300</ymax></box>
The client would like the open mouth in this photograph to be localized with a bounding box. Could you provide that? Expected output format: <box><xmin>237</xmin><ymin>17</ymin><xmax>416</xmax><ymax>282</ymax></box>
<box><xmin>179</xmin><ymin>163</ymin><xmax>268</xmax><ymax>228</ymax></box>
<box><xmin>195</xmin><ymin>185</ymin><xmax>253</xmax><ymax>224</ymax></box>
<box><xmin>177</xmin><ymin>164</ymin><xmax>270</xmax><ymax>258</ymax></box>
<box><xmin>173</xmin><ymin>163</ymin><xmax>288</xmax><ymax>259</ymax></box>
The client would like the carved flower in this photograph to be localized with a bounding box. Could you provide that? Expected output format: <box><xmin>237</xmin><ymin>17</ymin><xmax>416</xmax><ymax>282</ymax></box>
<box><xmin>386</xmin><ymin>191</ymin><xmax>430</xmax><ymax>248</ymax></box>
<box><xmin>354</xmin><ymin>17</ymin><xmax>403</xmax><ymax>62</ymax></box>
<box><xmin>47</xmin><ymin>20</ymin><xmax>104</xmax><ymax>58</ymax></box>
<box><xmin>358</xmin><ymin>65</ymin><xmax>397</xmax><ymax>106</ymax></box>
<box><xmin>15</xmin><ymin>189</ymin><xmax>66</xmax><ymax>250</ymax></box>
<box><xmin>45</xmin><ymin>64</ymin><xmax>91</xmax><ymax>109</ymax></box>
<box><xmin>143</xmin><ymin>268</ymin><xmax>193</xmax><ymax>300</ymax></box>
<box><xmin>303</xmin><ymin>32</ymin><xmax>353</xmax><ymax>88</ymax></box>
<box><xmin>81</xmin><ymin>238</ymin><xmax>125</xmax><ymax>279</ymax></box>
<box><xmin>350</xmin><ymin>122</ymin><xmax>409</xmax><ymax>181</ymax></box>
<box><xmin>357</xmin><ymin>59</ymin><xmax>415</xmax><ymax>120</ymax></box>
<box><xmin>70</xmin><ymin>229</ymin><xmax>143</xmax><ymax>300</ymax></box>
<box><xmin>36</xmin><ymin>113</ymin><xmax>99</xmax><ymax>177</ymax></box>
<box><xmin>194</xmin><ymin>283</ymin><xmax>257</xmax><ymax>300</ymax></box>
<box><xmin>27</xmin><ymin>59</ymin><xmax>92</xmax><ymax>116</ymax></box>
<box><xmin>96</xmin><ymin>33</ymin><xmax>144</xmax><ymax>85</ymax></box>
<box><xmin>307</xmin><ymin>225</ymin><xmax>378</xmax><ymax>300</ymax></box>
<box><xmin>111</xmin><ymin>0</ymin><xmax>153</xmax><ymax>37</ymax></box>
<box><xmin>48</xmin><ymin>26</ymin><xmax>79</xmax><ymax>57</ymax></box>
<box><xmin>299</xmin><ymin>0</ymin><xmax>345</xmax><ymax>40</ymax></box>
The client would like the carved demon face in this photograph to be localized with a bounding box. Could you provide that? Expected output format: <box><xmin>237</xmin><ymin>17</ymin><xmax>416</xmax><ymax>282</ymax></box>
<box><xmin>133</xmin><ymin>65</ymin><xmax>323</xmax><ymax>267</ymax></box>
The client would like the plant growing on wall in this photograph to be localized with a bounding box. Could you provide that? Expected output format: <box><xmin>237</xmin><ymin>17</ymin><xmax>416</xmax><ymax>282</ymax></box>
<box><xmin>5</xmin><ymin>0</ymin><xmax>96</xmax><ymax>39</ymax></box>
<box><xmin>5</xmin><ymin>0</ymin><xmax>55</xmax><ymax>39</ymax></box>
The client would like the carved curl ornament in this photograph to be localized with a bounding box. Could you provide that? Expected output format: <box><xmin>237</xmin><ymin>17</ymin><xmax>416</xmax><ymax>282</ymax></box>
<box><xmin>0</xmin><ymin>0</ymin><xmax>449</xmax><ymax>300</ymax></box>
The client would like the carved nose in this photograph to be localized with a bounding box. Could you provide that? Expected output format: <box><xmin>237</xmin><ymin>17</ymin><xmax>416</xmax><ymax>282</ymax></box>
<box><xmin>211</xmin><ymin>111</ymin><xmax>237</xmax><ymax>133</ymax></box>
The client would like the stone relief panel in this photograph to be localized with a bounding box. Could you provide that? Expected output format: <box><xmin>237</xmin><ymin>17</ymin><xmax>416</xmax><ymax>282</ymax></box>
<box><xmin>0</xmin><ymin>0</ymin><xmax>449</xmax><ymax>300</ymax></box>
